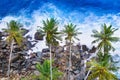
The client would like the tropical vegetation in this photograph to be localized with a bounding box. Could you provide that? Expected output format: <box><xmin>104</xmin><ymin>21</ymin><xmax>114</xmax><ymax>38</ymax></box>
<box><xmin>2</xmin><ymin>20</ymin><xmax>23</xmax><ymax>80</ymax></box>
<box><xmin>0</xmin><ymin>20</ymin><xmax>119</xmax><ymax>80</ymax></box>
<box><xmin>38</xmin><ymin>18</ymin><xmax>61</xmax><ymax>80</ymax></box>
<box><xmin>62</xmin><ymin>23</ymin><xmax>81</xmax><ymax>80</ymax></box>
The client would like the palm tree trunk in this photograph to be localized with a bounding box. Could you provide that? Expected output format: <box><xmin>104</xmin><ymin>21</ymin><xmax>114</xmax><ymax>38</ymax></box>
<box><xmin>68</xmin><ymin>40</ymin><xmax>72</xmax><ymax>80</ymax></box>
<box><xmin>7</xmin><ymin>40</ymin><xmax>14</xmax><ymax>80</ymax></box>
<box><xmin>84</xmin><ymin>69</ymin><xmax>91</xmax><ymax>80</ymax></box>
<box><xmin>50</xmin><ymin>44</ymin><xmax>52</xmax><ymax>80</ymax></box>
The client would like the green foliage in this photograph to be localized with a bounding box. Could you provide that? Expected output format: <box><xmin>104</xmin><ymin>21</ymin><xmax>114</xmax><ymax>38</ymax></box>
<box><xmin>91</xmin><ymin>23</ymin><xmax>119</xmax><ymax>53</ymax></box>
<box><xmin>38</xmin><ymin>18</ymin><xmax>61</xmax><ymax>46</ymax></box>
<box><xmin>87</xmin><ymin>59</ymin><xmax>118</xmax><ymax>80</ymax></box>
<box><xmin>20</xmin><ymin>77</ymin><xmax>28</xmax><ymax>80</ymax></box>
<box><xmin>97</xmin><ymin>52</ymin><xmax>111</xmax><ymax>64</ymax></box>
<box><xmin>62</xmin><ymin>23</ymin><xmax>81</xmax><ymax>42</ymax></box>
<box><xmin>90</xmin><ymin>24</ymin><xmax>119</xmax><ymax>80</ymax></box>
<box><xmin>3</xmin><ymin>20</ymin><xmax>23</xmax><ymax>46</ymax></box>
<box><xmin>33</xmin><ymin>60</ymin><xmax>63</xmax><ymax>80</ymax></box>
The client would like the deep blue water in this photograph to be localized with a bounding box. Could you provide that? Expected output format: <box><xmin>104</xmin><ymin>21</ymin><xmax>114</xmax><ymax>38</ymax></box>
<box><xmin>1</xmin><ymin>0</ymin><xmax>120</xmax><ymax>19</ymax></box>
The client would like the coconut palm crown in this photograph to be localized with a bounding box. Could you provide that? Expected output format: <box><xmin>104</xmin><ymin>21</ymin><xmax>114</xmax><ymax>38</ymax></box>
<box><xmin>91</xmin><ymin>23</ymin><xmax>119</xmax><ymax>53</ymax></box>
<box><xmin>62</xmin><ymin>23</ymin><xmax>81</xmax><ymax>42</ymax></box>
<box><xmin>39</xmin><ymin>18</ymin><xmax>61</xmax><ymax>46</ymax></box>
<box><xmin>87</xmin><ymin>60</ymin><xmax>118</xmax><ymax>80</ymax></box>
<box><xmin>3</xmin><ymin>20</ymin><xmax>23</xmax><ymax>46</ymax></box>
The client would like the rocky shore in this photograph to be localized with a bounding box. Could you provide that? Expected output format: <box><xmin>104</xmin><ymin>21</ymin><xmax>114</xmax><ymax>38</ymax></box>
<box><xmin>0</xmin><ymin>28</ymin><xmax>111</xmax><ymax>80</ymax></box>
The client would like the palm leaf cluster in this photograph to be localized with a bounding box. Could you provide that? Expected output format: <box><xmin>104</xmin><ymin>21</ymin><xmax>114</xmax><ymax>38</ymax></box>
<box><xmin>91</xmin><ymin>23</ymin><xmax>119</xmax><ymax>53</ymax></box>
<box><xmin>88</xmin><ymin>60</ymin><xmax>118</xmax><ymax>80</ymax></box>
<box><xmin>3</xmin><ymin>20</ymin><xmax>23</xmax><ymax>46</ymax></box>
<box><xmin>39</xmin><ymin>18</ymin><xmax>61</xmax><ymax>46</ymax></box>
<box><xmin>88</xmin><ymin>23</ymin><xmax>119</xmax><ymax>80</ymax></box>
<box><xmin>62</xmin><ymin>23</ymin><xmax>81</xmax><ymax>42</ymax></box>
<box><xmin>34</xmin><ymin>60</ymin><xmax>63</xmax><ymax>80</ymax></box>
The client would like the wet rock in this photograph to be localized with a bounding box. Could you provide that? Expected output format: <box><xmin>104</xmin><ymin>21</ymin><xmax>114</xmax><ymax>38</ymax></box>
<box><xmin>89</xmin><ymin>46</ymin><xmax>96</xmax><ymax>53</ymax></box>
<box><xmin>21</xmin><ymin>28</ymin><xmax>29</xmax><ymax>36</ymax></box>
<box><xmin>34</xmin><ymin>32</ymin><xmax>44</xmax><ymax>40</ymax></box>
<box><xmin>11</xmin><ymin>54</ymin><xmax>21</xmax><ymax>63</ymax></box>
<box><xmin>22</xmin><ymin>39</ymin><xmax>32</xmax><ymax>50</ymax></box>
<box><xmin>1</xmin><ymin>32</ymin><xmax>8</xmax><ymax>37</ymax></box>
<box><xmin>72</xmin><ymin>46</ymin><xmax>80</xmax><ymax>55</ymax></box>
<box><xmin>35</xmin><ymin>51</ymin><xmax>42</xmax><ymax>58</ymax></box>
<box><xmin>0</xmin><ymin>32</ymin><xmax>2</xmax><ymax>40</ymax></box>
<box><xmin>0</xmin><ymin>41</ymin><xmax>7</xmax><ymax>49</ymax></box>
<box><xmin>34</xmin><ymin>70</ymin><xmax>40</xmax><ymax>75</ymax></box>
<box><xmin>26</xmin><ymin>35</ymin><xmax>32</xmax><ymax>40</ymax></box>
<box><xmin>42</xmin><ymin>48</ymin><xmax>50</xmax><ymax>53</ymax></box>
<box><xmin>75</xmin><ymin>72</ymin><xmax>85</xmax><ymax>80</ymax></box>
<box><xmin>82</xmin><ymin>45</ymin><xmax>89</xmax><ymax>52</ymax></box>
<box><xmin>55</xmin><ymin>46</ymin><xmax>64</xmax><ymax>54</ymax></box>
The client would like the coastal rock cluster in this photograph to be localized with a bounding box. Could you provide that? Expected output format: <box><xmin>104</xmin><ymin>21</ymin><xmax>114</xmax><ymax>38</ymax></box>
<box><xmin>0</xmin><ymin>28</ymin><xmax>97</xmax><ymax>80</ymax></box>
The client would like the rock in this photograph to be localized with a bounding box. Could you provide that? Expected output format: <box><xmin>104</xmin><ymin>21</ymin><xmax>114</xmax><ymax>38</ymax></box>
<box><xmin>71</xmin><ymin>46</ymin><xmax>80</xmax><ymax>55</ymax></box>
<box><xmin>21</xmin><ymin>28</ymin><xmax>29</xmax><ymax>36</ymax></box>
<box><xmin>42</xmin><ymin>48</ymin><xmax>50</xmax><ymax>53</ymax></box>
<box><xmin>32</xmin><ymin>61</ymin><xmax>39</xmax><ymax>65</ymax></box>
<box><xmin>0</xmin><ymin>32</ymin><xmax>2</xmax><ymax>40</ymax></box>
<box><xmin>74</xmin><ymin>70</ymin><xmax>80</xmax><ymax>74</ymax></box>
<box><xmin>31</xmin><ymin>65</ymin><xmax>36</xmax><ymax>69</ymax></box>
<box><xmin>36</xmin><ymin>51</ymin><xmax>42</xmax><ymax>58</ymax></box>
<box><xmin>34</xmin><ymin>32</ymin><xmax>44</xmax><ymax>40</ymax></box>
<box><xmin>13</xmin><ymin>45</ymin><xmax>22</xmax><ymax>52</ymax></box>
<box><xmin>82</xmin><ymin>45</ymin><xmax>89</xmax><ymax>52</ymax></box>
<box><xmin>55</xmin><ymin>46</ymin><xmax>64</xmax><ymax>54</ymax></box>
<box><xmin>11</xmin><ymin>54</ymin><xmax>21</xmax><ymax>63</ymax></box>
<box><xmin>55</xmin><ymin>54</ymin><xmax>63</xmax><ymax>58</ymax></box>
<box><xmin>26</xmin><ymin>35</ymin><xmax>32</xmax><ymax>40</ymax></box>
<box><xmin>23</xmin><ymin>39</ymin><xmax>32</xmax><ymax>50</ymax></box>
<box><xmin>1</xmin><ymin>32</ymin><xmax>8</xmax><ymax>37</ymax></box>
<box><xmin>34</xmin><ymin>70</ymin><xmax>40</xmax><ymax>75</ymax></box>
<box><xmin>75</xmin><ymin>72</ymin><xmax>85</xmax><ymax>80</ymax></box>
<box><xmin>0</xmin><ymin>41</ymin><xmax>7</xmax><ymax>49</ymax></box>
<box><xmin>89</xmin><ymin>46</ymin><xmax>96</xmax><ymax>53</ymax></box>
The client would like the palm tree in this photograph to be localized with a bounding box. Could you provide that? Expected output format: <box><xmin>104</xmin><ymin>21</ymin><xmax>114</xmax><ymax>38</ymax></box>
<box><xmin>33</xmin><ymin>60</ymin><xmax>63</xmax><ymax>80</ymax></box>
<box><xmin>62</xmin><ymin>23</ymin><xmax>81</xmax><ymax>80</ymax></box>
<box><xmin>91</xmin><ymin>23</ymin><xmax>119</xmax><ymax>54</ymax></box>
<box><xmin>87</xmin><ymin>60</ymin><xmax>118</xmax><ymax>80</ymax></box>
<box><xmin>3</xmin><ymin>20</ymin><xmax>23</xmax><ymax>80</ymax></box>
<box><xmin>38</xmin><ymin>18</ymin><xmax>61</xmax><ymax>80</ymax></box>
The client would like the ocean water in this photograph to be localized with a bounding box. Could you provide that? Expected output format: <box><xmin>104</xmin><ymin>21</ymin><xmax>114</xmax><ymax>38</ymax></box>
<box><xmin>0</xmin><ymin>0</ymin><xmax>120</xmax><ymax>78</ymax></box>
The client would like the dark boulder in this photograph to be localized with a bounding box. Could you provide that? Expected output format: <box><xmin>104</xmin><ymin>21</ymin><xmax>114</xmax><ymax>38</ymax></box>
<box><xmin>0</xmin><ymin>32</ymin><xmax>2</xmax><ymax>40</ymax></box>
<box><xmin>26</xmin><ymin>35</ymin><xmax>32</xmax><ymax>40</ymax></box>
<box><xmin>82</xmin><ymin>45</ymin><xmax>89</xmax><ymax>52</ymax></box>
<box><xmin>34</xmin><ymin>32</ymin><xmax>44</xmax><ymax>40</ymax></box>
<box><xmin>22</xmin><ymin>39</ymin><xmax>33</xmax><ymax>50</ymax></box>
<box><xmin>89</xmin><ymin>46</ymin><xmax>96</xmax><ymax>53</ymax></box>
<box><xmin>0</xmin><ymin>41</ymin><xmax>7</xmax><ymax>49</ymax></box>
<box><xmin>42</xmin><ymin>48</ymin><xmax>50</xmax><ymax>53</ymax></box>
<box><xmin>55</xmin><ymin>46</ymin><xmax>64</xmax><ymax>54</ymax></box>
<box><xmin>21</xmin><ymin>28</ymin><xmax>29</xmax><ymax>36</ymax></box>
